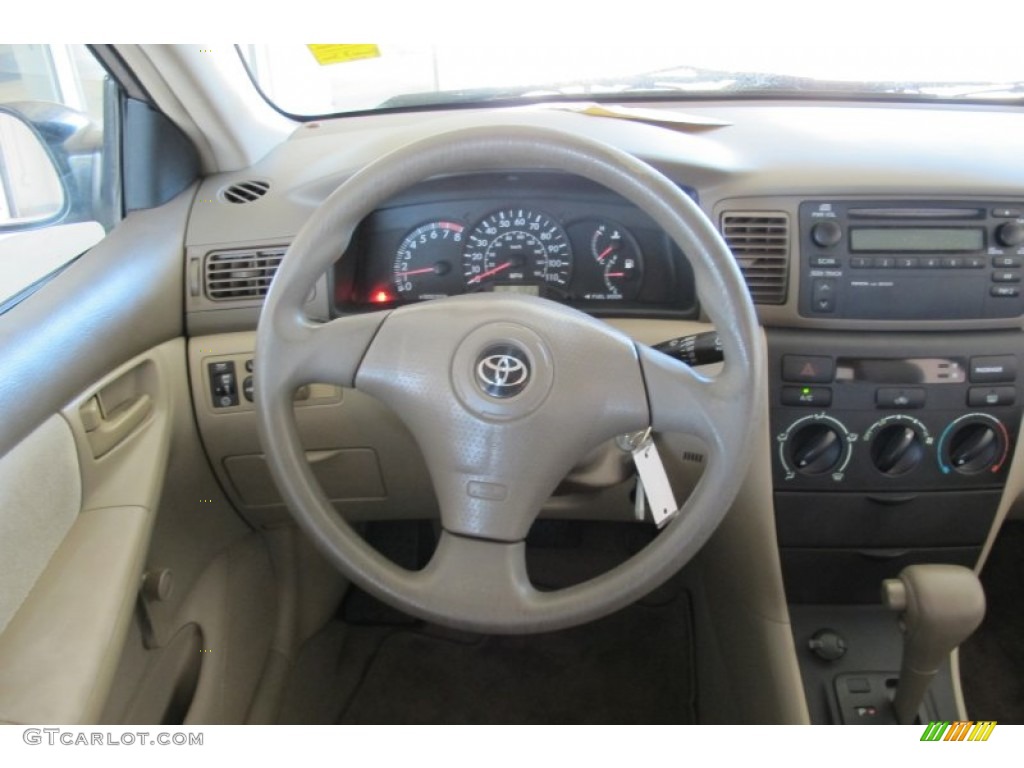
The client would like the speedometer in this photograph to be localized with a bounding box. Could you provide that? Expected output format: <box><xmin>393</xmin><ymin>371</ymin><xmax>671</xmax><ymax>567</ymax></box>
<box><xmin>463</xmin><ymin>209</ymin><xmax>572</xmax><ymax>290</ymax></box>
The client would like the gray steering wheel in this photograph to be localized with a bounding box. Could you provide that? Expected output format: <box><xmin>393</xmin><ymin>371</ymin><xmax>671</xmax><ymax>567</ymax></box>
<box><xmin>255</xmin><ymin>125</ymin><xmax>763</xmax><ymax>633</ymax></box>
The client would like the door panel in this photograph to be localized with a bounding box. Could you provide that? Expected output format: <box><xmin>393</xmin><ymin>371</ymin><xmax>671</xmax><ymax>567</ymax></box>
<box><xmin>0</xmin><ymin>415</ymin><xmax>80</xmax><ymax>635</ymax></box>
<box><xmin>0</xmin><ymin>340</ymin><xmax>179</xmax><ymax>724</ymax></box>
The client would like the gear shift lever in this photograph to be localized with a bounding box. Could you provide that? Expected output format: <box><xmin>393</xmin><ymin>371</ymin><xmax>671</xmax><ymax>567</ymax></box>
<box><xmin>882</xmin><ymin>564</ymin><xmax>985</xmax><ymax>725</ymax></box>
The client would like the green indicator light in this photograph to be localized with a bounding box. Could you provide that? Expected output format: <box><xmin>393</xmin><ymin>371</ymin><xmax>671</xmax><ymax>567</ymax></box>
<box><xmin>802</xmin><ymin>387</ymin><xmax>811</xmax><ymax>395</ymax></box>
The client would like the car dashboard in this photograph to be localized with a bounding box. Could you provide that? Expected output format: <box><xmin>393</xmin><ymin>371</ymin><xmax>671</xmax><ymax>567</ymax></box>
<box><xmin>178</xmin><ymin>100</ymin><xmax>1024</xmax><ymax>724</ymax></box>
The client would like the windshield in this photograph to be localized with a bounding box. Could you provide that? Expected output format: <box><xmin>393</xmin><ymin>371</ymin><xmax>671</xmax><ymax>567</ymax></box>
<box><xmin>239</xmin><ymin>45</ymin><xmax>1024</xmax><ymax>117</ymax></box>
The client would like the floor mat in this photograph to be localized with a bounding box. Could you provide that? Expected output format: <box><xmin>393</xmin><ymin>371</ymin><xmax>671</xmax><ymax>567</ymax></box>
<box><xmin>278</xmin><ymin>521</ymin><xmax>696</xmax><ymax>724</ymax></box>
<box><xmin>279</xmin><ymin>592</ymin><xmax>695</xmax><ymax>724</ymax></box>
<box><xmin>959</xmin><ymin>521</ymin><xmax>1024</xmax><ymax>724</ymax></box>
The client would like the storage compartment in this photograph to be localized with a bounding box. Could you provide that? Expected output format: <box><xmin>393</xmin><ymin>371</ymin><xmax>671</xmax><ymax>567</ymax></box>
<box><xmin>122</xmin><ymin>623</ymin><xmax>204</xmax><ymax>725</ymax></box>
<box><xmin>780</xmin><ymin>547</ymin><xmax>980</xmax><ymax>603</ymax></box>
<box><xmin>224</xmin><ymin>449</ymin><xmax>386</xmax><ymax>507</ymax></box>
<box><xmin>774</xmin><ymin>489</ymin><xmax>999</xmax><ymax>548</ymax></box>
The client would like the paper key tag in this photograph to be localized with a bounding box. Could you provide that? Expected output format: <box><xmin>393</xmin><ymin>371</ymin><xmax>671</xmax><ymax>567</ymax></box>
<box><xmin>632</xmin><ymin>439</ymin><xmax>678</xmax><ymax>528</ymax></box>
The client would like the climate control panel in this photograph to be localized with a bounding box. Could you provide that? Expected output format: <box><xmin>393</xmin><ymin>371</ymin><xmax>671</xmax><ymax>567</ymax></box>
<box><xmin>769</xmin><ymin>330</ymin><xmax>1021</xmax><ymax>492</ymax></box>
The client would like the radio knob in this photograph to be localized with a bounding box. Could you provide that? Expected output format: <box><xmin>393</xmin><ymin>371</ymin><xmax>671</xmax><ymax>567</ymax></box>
<box><xmin>811</xmin><ymin>221</ymin><xmax>843</xmax><ymax>248</ymax></box>
<box><xmin>870</xmin><ymin>424</ymin><xmax>924</xmax><ymax>476</ymax></box>
<box><xmin>788</xmin><ymin>424</ymin><xmax>843</xmax><ymax>475</ymax></box>
<box><xmin>946</xmin><ymin>422</ymin><xmax>1002</xmax><ymax>474</ymax></box>
<box><xmin>995</xmin><ymin>222</ymin><xmax>1024</xmax><ymax>248</ymax></box>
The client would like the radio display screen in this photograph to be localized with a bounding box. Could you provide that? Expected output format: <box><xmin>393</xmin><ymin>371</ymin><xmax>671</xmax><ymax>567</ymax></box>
<box><xmin>850</xmin><ymin>227</ymin><xmax>984</xmax><ymax>252</ymax></box>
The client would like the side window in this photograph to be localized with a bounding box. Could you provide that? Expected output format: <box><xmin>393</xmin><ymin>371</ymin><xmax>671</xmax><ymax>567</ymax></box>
<box><xmin>0</xmin><ymin>45</ymin><xmax>116</xmax><ymax>308</ymax></box>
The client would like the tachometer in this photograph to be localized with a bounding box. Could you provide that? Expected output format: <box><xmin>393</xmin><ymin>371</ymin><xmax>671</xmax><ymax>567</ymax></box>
<box><xmin>392</xmin><ymin>221</ymin><xmax>463</xmax><ymax>300</ymax></box>
<box><xmin>463</xmin><ymin>209</ymin><xmax>572</xmax><ymax>290</ymax></box>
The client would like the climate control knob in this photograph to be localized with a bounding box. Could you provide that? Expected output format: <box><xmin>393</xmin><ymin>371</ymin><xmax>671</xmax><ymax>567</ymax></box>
<box><xmin>778</xmin><ymin>414</ymin><xmax>853</xmax><ymax>481</ymax></box>
<box><xmin>788</xmin><ymin>424</ymin><xmax>844</xmax><ymax>475</ymax></box>
<box><xmin>938</xmin><ymin>414</ymin><xmax>1010</xmax><ymax>476</ymax></box>
<box><xmin>870</xmin><ymin>424</ymin><xmax>925</xmax><ymax>476</ymax></box>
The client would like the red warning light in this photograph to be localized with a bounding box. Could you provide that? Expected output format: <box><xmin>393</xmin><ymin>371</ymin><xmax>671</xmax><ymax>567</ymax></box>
<box><xmin>371</xmin><ymin>290</ymin><xmax>393</xmax><ymax>304</ymax></box>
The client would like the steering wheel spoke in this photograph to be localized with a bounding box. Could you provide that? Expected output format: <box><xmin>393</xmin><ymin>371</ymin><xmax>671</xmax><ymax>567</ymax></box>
<box><xmin>637</xmin><ymin>343</ymin><xmax>737</xmax><ymax>450</ymax></box>
<box><xmin>409</xmin><ymin>531</ymin><xmax>536</xmax><ymax>625</ymax></box>
<box><xmin>257</xmin><ymin>311</ymin><xmax>389</xmax><ymax>393</ymax></box>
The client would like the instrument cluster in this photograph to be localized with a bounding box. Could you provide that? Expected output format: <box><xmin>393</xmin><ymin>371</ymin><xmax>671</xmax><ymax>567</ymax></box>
<box><xmin>334</xmin><ymin>173</ymin><xmax>698</xmax><ymax>316</ymax></box>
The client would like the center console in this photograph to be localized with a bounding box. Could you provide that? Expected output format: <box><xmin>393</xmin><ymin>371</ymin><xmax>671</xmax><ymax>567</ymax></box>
<box><xmin>770</xmin><ymin>198</ymin><xmax>1024</xmax><ymax>723</ymax></box>
<box><xmin>769</xmin><ymin>330</ymin><xmax>1021</xmax><ymax>604</ymax></box>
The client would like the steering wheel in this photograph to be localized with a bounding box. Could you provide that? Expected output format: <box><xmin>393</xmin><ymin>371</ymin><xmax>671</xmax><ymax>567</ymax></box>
<box><xmin>255</xmin><ymin>125</ymin><xmax>763</xmax><ymax>634</ymax></box>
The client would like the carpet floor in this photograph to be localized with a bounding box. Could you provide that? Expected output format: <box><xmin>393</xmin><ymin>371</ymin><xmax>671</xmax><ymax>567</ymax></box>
<box><xmin>959</xmin><ymin>520</ymin><xmax>1024</xmax><ymax>724</ymax></box>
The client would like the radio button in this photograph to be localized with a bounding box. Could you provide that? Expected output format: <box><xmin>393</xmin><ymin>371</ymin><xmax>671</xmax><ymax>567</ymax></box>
<box><xmin>811</xmin><ymin>279</ymin><xmax>837</xmax><ymax>313</ymax></box>
<box><xmin>993</xmin><ymin>271</ymin><xmax>1022</xmax><ymax>283</ymax></box>
<box><xmin>992</xmin><ymin>208</ymin><xmax>1023</xmax><ymax>218</ymax></box>
<box><xmin>921</xmin><ymin>257</ymin><xmax>942</xmax><ymax>269</ymax></box>
<box><xmin>781</xmin><ymin>386</ymin><xmax>833</xmax><ymax>407</ymax></box>
<box><xmin>896</xmin><ymin>257</ymin><xmax>919</xmax><ymax>268</ymax></box>
<box><xmin>992</xmin><ymin>255</ymin><xmax>1021</xmax><ymax>268</ymax></box>
<box><xmin>966</xmin><ymin>256</ymin><xmax>987</xmax><ymax>268</ymax></box>
<box><xmin>873</xmin><ymin>257</ymin><xmax>895</xmax><ymax>268</ymax></box>
<box><xmin>851</xmin><ymin>257</ymin><xmax>872</xmax><ymax>268</ymax></box>
<box><xmin>876</xmin><ymin>387</ymin><xmax>925</xmax><ymax>409</ymax></box>
<box><xmin>942</xmin><ymin>257</ymin><xmax>964</xmax><ymax>268</ymax></box>
<box><xmin>811</xmin><ymin>221</ymin><xmax>843</xmax><ymax>248</ymax></box>
<box><xmin>990</xmin><ymin>285</ymin><xmax>1020</xmax><ymax>298</ymax></box>
<box><xmin>782</xmin><ymin>355</ymin><xmax>835</xmax><ymax>383</ymax></box>
<box><xmin>969</xmin><ymin>355</ymin><xmax>1016</xmax><ymax>383</ymax></box>
<box><xmin>967</xmin><ymin>386</ymin><xmax>1016</xmax><ymax>407</ymax></box>
<box><xmin>810</xmin><ymin>256</ymin><xmax>841</xmax><ymax>267</ymax></box>
<box><xmin>995</xmin><ymin>222</ymin><xmax>1024</xmax><ymax>247</ymax></box>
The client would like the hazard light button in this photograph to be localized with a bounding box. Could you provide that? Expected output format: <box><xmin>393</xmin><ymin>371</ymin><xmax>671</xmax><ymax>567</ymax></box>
<box><xmin>782</xmin><ymin>355</ymin><xmax>835</xmax><ymax>383</ymax></box>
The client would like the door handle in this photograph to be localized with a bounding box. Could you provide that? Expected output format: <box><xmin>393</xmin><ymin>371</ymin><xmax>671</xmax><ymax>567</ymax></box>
<box><xmin>83</xmin><ymin>394</ymin><xmax>152</xmax><ymax>458</ymax></box>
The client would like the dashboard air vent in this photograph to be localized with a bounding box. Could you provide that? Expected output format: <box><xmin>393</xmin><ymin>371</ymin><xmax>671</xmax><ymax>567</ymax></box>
<box><xmin>222</xmin><ymin>180</ymin><xmax>270</xmax><ymax>204</ymax></box>
<box><xmin>204</xmin><ymin>247</ymin><xmax>286</xmax><ymax>301</ymax></box>
<box><xmin>720</xmin><ymin>212</ymin><xmax>790</xmax><ymax>305</ymax></box>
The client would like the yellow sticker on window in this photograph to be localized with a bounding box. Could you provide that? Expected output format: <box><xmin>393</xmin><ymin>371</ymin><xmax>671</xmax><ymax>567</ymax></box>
<box><xmin>306</xmin><ymin>45</ymin><xmax>381</xmax><ymax>66</ymax></box>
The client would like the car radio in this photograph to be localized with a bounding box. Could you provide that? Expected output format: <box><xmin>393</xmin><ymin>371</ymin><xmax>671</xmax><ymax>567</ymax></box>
<box><xmin>798</xmin><ymin>201</ymin><xmax>1024</xmax><ymax>320</ymax></box>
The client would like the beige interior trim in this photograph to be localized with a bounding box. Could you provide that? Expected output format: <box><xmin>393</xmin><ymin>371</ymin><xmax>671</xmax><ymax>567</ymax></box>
<box><xmin>0</xmin><ymin>506</ymin><xmax>150</xmax><ymax>724</ymax></box>
<box><xmin>0</xmin><ymin>341</ymin><xmax>179</xmax><ymax>724</ymax></box>
<box><xmin>0</xmin><ymin>415</ymin><xmax>80</xmax><ymax>635</ymax></box>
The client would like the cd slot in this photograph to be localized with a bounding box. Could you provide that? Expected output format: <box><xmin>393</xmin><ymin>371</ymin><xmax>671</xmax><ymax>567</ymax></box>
<box><xmin>847</xmin><ymin>207</ymin><xmax>984</xmax><ymax>219</ymax></box>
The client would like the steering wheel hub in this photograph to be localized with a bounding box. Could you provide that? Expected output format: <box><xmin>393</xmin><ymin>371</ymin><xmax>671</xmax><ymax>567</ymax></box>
<box><xmin>451</xmin><ymin>318</ymin><xmax>553</xmax><ymax>419</ymax></box>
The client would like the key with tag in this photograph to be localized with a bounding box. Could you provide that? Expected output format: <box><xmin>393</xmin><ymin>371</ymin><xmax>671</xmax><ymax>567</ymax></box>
<box><xmin>631</xmin><ymin>430</ymin><xmax>679</xmax><ymax>528</ymax></box>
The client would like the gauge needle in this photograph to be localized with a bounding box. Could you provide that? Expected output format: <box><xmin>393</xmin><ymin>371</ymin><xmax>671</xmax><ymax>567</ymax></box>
<box><xmin>395</xmin><ymin>266</ymin><xmax>437</xmax><ymax>278</ymax></box>
<box><xmin>606</xmin><ymin>272</ymin><xmax>626</xmax><ymax>278</ymax></box>
<box><xmin>596</xmin><ymin>245</ymin><xmax>615</xmax><ymax>262</ymax></box>
<box><xmin>468</xmin><ymin>261</ymin><xmax>512</xmax><ymax>284</ymax></box>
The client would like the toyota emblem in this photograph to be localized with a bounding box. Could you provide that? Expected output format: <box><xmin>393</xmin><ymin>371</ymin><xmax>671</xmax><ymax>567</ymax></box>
<box><xmin>475</xmin><ymin>345</ymin><xmax>531</xmax><ymax>398</ymax></box>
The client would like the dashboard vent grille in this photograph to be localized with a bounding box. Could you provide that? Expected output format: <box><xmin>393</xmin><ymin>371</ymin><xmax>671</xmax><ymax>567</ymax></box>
<box><xmin>204</xmin><ymin>247</ymin><xmax>286</xmax><ymax>301</ymax></box>
<box><xmin>222</xmin><ymin>180</ymin><xmax>270</xmax><ymax>204</ymax></box>
<box><xmin>720</xmin><ymin>212</ymin><xmax>790</xmax><ymax>305</ymax></box>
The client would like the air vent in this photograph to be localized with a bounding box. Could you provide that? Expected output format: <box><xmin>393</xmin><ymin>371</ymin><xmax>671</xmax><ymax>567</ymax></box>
<box><xmin>720</xmin><ymin>212</ymin><xmax>790</xmax><ymax>305</ymax></box>
<box><xmin>204</xmin><ymin>247</ymin><xmax>285</xmax><ymax>301</ymax></box>
<box><xmin>221</xmin><ymin>180</ymin><xmax>270</xmax><ymax>204</ymax></box>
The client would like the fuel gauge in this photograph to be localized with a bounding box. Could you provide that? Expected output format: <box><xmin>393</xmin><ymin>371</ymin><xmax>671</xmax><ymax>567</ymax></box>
<box><xmin>588</xmin><ymin>221</ymin><xmax>643</xmax><ymax>300</ymax></box>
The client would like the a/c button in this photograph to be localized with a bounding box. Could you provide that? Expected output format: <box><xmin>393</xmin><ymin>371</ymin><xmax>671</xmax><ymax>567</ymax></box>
<box><xmin>781</xmin><ymin>386</ymin><xmax>833</xmax><ymax>407</ymax></box>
